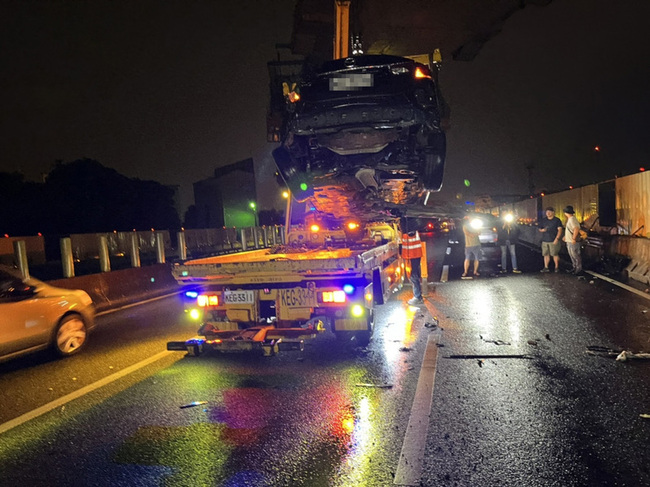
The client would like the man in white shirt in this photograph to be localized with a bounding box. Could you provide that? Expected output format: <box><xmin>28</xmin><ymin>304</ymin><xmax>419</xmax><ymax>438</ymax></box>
<box><xmin>563</xmin><ymin>206</ymin><xmax>582</xmax><ymax>275</ymax></box>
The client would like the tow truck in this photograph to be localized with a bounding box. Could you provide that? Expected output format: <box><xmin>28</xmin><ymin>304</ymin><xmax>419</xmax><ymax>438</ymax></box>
<box><xmin>167</xmin><ymin>186</ymin><xmax>405</xmax><ymax>357</ymax></box>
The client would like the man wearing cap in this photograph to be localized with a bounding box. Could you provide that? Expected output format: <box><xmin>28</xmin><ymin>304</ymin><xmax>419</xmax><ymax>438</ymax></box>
<box><xmin>538</xmin><ymin>207</ymin><xmax>563</xmax><ymax>272</ymax></box>
<box><xmin>563</xmin><ymin>205</ymin><xmax>583</xmax><ymax>275</ymax></box>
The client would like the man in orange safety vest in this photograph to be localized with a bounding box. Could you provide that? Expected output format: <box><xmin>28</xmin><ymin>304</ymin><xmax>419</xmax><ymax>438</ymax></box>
<box><xmin>401</xmin><ymin>220</ymin><xmax>424</xmax><ymax>306</ymax></box>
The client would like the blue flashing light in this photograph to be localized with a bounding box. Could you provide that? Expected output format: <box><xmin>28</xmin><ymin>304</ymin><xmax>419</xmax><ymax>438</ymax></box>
<box><xmin>185</xmin><ymin>291</ymin><xmax>199</xmax><ymax>299</ymax></box>
<box><xmin>465</xmin><ymin>201</ymin><xmax>475</xmax><ymax>206</ymax></box>
<box><xmin>343</xmin><ymin>284</ymin><xmax>355</xmax><ymax>295</ymax></box>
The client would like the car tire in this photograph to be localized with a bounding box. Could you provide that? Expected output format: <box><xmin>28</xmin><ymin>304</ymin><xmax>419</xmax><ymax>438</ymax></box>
<box><xmin>53</xmin><ymin>314</ymin><xmax>88</xmax><ymax>357</ymax></box>
<box><xmin>272</xmin><ymin>146</ymin><xmax>313</xmax><ymax>202</ymax></box>
<box><xmin>421</xmin><ymin>132</ymin><xmax>446</xmax><ymax>192</ymax></box>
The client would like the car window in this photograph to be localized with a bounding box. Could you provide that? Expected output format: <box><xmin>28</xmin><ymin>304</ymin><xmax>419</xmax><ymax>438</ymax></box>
<box><xmin>0</xmin><ymin>270</ymin><xmax>26</xmax><ymax>297</ymax></box>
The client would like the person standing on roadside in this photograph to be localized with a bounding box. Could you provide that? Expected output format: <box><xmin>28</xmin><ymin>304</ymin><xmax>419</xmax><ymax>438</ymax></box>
<box><xmin>498</xmin><ymin>214</ymin><xmax>521</xmax><ymax>273</ymax></box>
<box><xmin>401</xmin><ymin>220</ymin><xmax>424</xmax><ymax>305</ymax></box>
<box><xmin>462</xmin><ymin>214</ymin><xmax>481</xmax><ymax>279</ymax></box>
<box><xmin>563</xmin><ymin>205</ymin><xmax>583</xmax><ymax>275</ymax></box>
<box><xmin>538</xmin><ymin>207</ymin><xmax>563</xmax><ymax>272</ymax></box>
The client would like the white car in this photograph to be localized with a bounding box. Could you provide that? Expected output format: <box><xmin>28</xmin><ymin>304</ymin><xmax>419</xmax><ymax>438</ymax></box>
<box><xmin>0</xmin><ymin>265</ymin><xmax>95</xmax><ymax>363</ymax></box>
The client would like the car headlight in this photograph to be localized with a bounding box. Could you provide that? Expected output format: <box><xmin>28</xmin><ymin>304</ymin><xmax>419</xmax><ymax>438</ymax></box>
<box><xmin>470</xmin><ymin>218</ymin><xmax>483</xmax><ymax>230</ymax></box>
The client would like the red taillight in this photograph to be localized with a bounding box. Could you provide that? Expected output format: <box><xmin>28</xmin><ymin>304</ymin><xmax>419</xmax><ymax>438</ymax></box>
<box><xmin>414</xmin><ymin>66</ymin><xmax>432</xmax><ymax>79</ymax></box>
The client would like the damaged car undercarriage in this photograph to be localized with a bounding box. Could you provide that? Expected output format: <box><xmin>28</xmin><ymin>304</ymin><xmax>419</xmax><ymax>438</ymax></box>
<box><xmin>273</xmin><ymin>54</ymin><xmax>448</xmax><ymax>206</ymax></box>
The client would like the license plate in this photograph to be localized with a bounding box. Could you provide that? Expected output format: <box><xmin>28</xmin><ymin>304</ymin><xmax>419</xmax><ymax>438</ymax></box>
<box><xmin>279</xmin><ymin>288</ymin><xmax>317</xmax><ymax>308</ymax></box>
<box><xmin>223</xmin><ymin>290</ymin><xmax>254</xmax><ymax>304</ymax></box>
<box><xmin>329</xmin><ymin>73</ymin><xmax>374</xmax><ymax>91</ymax></box>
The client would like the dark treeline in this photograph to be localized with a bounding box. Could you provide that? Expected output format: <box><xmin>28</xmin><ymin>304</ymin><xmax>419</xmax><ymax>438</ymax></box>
<box><xmin>0</xmin><ymin>159</ymin><xmax>181</xmax><ymax>236</ymax></box>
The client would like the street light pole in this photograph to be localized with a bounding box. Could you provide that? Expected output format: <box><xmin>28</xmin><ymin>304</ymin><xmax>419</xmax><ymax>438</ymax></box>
<box><xmin>249</xmin><ymin>201</ymin><xmax>259</xmax><ymax>227</ymax></box>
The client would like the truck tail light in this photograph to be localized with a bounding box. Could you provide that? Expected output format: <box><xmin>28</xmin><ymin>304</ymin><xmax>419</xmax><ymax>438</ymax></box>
<box><xmin>197</xmin><ymin>294</ymin><xmax>219</xmax><ymax>306</ymax></box>
<box><xmin>322</xmin><ymin>290</ymin><xmax>346</xmax><ymax>303</ymax></box>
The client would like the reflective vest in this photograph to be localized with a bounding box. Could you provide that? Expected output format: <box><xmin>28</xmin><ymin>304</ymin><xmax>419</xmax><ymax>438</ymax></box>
<box><xmin>401</xmin><ymin>232</ymin><xmax>423</xmax><ymax>260</ymax></box>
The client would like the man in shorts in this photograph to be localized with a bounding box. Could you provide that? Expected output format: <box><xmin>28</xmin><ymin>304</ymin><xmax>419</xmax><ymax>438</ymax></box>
<box><xmin>538</xmin><ymin>207</ymin><xmax>563</xmax><ymax>272</ymax></box>
<box><xmin>462</xmin><ymin>214</ymin><xmax>481</xmax><ymax>279</ymax></box>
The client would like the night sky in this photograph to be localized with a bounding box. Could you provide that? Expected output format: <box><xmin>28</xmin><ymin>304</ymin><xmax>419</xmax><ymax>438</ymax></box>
<box><xmin>1</xmin><ymin>0</ymin><xmax>649</xmax><ymax>215</ymax></box>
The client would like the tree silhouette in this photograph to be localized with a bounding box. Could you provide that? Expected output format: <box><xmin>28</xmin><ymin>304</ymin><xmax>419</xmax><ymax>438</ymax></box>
<box><xmin>0</xmin><ymin>159</ymin><xmax>180</xmax><ymax>235</ymax></box>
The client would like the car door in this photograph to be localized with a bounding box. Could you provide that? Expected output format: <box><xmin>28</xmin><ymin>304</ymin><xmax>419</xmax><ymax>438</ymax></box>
<box><xmin>0</xmin><ymin>270</ymin><xmax>51</xmax><ymax>357</ymax></box>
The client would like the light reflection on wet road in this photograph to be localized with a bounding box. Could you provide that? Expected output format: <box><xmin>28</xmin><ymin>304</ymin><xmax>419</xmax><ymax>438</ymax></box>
<box><xmin>1</xmin><ymin>238</ymin><xmax>650</xmax><ymax>486</ymax></box>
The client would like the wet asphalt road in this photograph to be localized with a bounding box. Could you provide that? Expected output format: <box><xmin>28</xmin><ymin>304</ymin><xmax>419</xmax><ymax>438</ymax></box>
<box><xmin>1</xmin><ymin>236</ymin><xmax>650</xmax><ymax>486</ymax></box>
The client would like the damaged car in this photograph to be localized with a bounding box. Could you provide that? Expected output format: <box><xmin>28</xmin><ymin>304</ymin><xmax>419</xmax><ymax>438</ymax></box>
<box><xmin>273</xmin><ymin>54</ymin><xmax>447</xmax><ymax>202</ymax></box>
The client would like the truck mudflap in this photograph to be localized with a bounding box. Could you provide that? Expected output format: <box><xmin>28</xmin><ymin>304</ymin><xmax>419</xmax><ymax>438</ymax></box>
<box><xmin>167</xmin><ymin>326</ymin><xmax>314</xmax><ymax>357</ymax></box>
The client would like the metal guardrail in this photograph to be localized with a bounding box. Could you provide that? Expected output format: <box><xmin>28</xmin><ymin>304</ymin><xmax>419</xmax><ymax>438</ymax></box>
<box><xmin>6</xmin><ymin>226</ymin><xmax>286</xmax><ymax>281</ymax></box>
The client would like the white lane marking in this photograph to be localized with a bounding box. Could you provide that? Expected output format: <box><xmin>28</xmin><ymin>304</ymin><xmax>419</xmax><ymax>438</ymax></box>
<box><xmin>440</xmin><ymin>265</ymin><xmax>449</xmax><ymax>283</ymax></box>
<box><xmin>394</xmin><ymin>333</ymin><xmax>440</xmax><ymax>486</ymax></box>
<box><xmin>0</xmin><ymin>350</ymin><xmax>176</xmax><ymax>436</ymax></box>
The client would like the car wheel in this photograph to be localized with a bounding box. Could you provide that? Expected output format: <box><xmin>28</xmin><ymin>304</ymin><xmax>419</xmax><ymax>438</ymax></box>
<box><xmin>53</xmin><ymin>314</ymin><xmax>88</xmax><ymax>357</ymax></box>
<box><xmin>272</xmin><ymin>146</ymin><xmax>313</xmax><ymax>202</ymax></box>
<box><xmin>421</xmin><ymin>132</ymin><xmax>446</xmax><ymax>192</ymax></box>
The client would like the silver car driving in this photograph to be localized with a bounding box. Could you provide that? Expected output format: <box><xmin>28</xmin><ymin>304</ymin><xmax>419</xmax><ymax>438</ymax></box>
<box><xmin>0</xmin><ymin>265</ymin><xmax>95</xmax><ymax>363</ymax></box>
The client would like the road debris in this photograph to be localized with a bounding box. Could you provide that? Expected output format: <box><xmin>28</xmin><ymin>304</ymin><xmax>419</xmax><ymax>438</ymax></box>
<box><xmin>545</xmin><ymin>334</ymin><xmax>551</xmax><ymax>341</ymax></box>
<box><xmin>586</xmin><ymin>345</ymin><xmax>622</xmax><ymax>357</ymax></box>
<box><xmin>527</xmin><ymin>340</ymin><xmax>538</xmax><ymax>346</ymax></box>
<box><xmin>586</xmin><ymin>345</ymin><xmax>650</xmax><ymax>360</ymax></box>
<box><xmin>616</xmin><ymin>350</ymin><xmax>650</xmax><ymax>361</ymax></box>
<box><xmin>399</xmin><ymin>347</ymin><xmax>412</xmax><ymax>352</ymax></box>
<box><xmin>640</xmin><ymin>414</ymin><xmax>650</xmax><ymax>419</ymax></box>
<box><xmin>424</xmin><ymin>322</ymin><xmax>438</xmax><ymax>329</ymax></box>
<box><xmin>480</xmin><ymin>335</ymin><xmax>511</xmax><ymax>346</ymax></box>
<box><xmin>355</xmin><ymin>383</ymin><xmax>393</xmax><ymax>388</ymax></box>
<box><xmin>180</xmin><ymin>401</ymin><xmax>208</xmax><ymax>409</ymax></box>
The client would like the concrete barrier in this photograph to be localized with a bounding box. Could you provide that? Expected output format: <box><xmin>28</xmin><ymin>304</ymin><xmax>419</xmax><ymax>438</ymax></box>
<box><xmin>48</xmin><ymin>263</ymin><xmax>179</xmax><ymax>313</ymax></box>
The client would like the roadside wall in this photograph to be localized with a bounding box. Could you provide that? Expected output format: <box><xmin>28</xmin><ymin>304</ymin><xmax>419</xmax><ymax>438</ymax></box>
<box><xmin>48</xmin><ymin>264</ymin><xmax>179</xmax><ymax>313</ymax></box>
<box><xmin>0</xmin><ymin>236</ymin><xmax>46</xmax><ymax>265</ymax></box>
